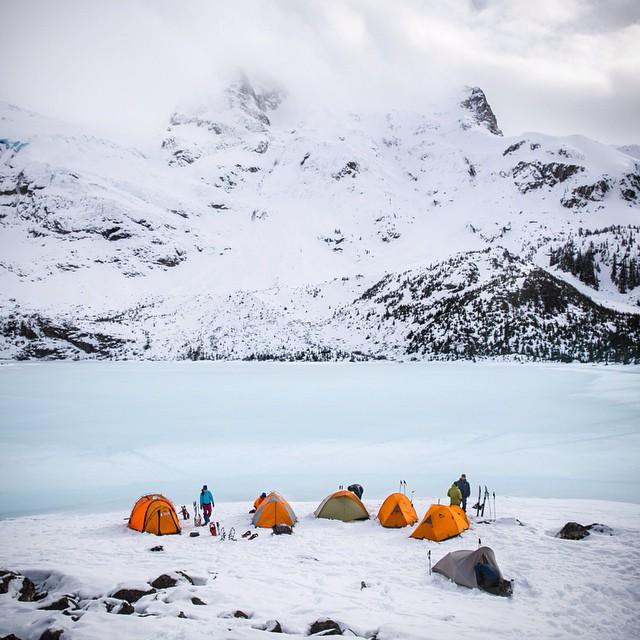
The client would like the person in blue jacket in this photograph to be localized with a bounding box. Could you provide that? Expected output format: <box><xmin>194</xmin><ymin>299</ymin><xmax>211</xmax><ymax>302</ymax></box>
<box><xmin>199</xmin><ymin>485</ymin><xmax>215</xmax><ymax>525</ymax></box>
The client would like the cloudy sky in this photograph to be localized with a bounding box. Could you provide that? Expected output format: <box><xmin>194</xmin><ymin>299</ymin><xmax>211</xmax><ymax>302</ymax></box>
<box><xmin>1</xmin><ymin>0</ymin><xmax>639</xmax><ymax>145</ymax></box>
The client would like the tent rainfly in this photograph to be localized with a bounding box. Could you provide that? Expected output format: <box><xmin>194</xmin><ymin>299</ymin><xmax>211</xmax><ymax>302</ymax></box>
<box><xmin>128</xmin><ymin>494</ymin><xmax>181</xmax><ymax>536</ymax></box>
<box><xmin>252</xmin><ymin>491</ymin><xmax>298</xmax><ymax>528</ymax></box>
<box><xmin>410</xmin><ymin>504</ymin><xmax>469</xmax><ymax>541</ymax></box>
<box><xmin>314</xmin><ymin>490</ymin><xmax>370</xmax><ymax>522</ymax></box>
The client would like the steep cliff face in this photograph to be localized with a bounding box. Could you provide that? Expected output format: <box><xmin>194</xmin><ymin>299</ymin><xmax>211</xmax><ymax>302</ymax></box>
<box><xmin>0</xmin><ymin>80</ymin><xmax>638</xmax><ymax>362</ymax></box>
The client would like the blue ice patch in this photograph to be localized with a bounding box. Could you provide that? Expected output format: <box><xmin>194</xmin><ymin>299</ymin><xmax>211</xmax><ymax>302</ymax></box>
<box><xmin>0</xmin><ymin>138</ymin><xmax>28</xmax><ymax>152</ymax></box>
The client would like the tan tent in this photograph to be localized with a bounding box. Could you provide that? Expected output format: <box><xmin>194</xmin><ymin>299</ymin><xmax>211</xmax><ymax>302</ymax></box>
<box><xmin>314</xmin><ymin>490</ymin><xmax>370</xmax><ymax>522</ymax></box>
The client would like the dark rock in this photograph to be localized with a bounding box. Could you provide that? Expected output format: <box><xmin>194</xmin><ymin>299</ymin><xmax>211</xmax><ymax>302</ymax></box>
<box><xmin>189</xmin><ymin>532</ymin><xmax>200</xmax><ymax>538</ymax></box>
<box><xmin>150</xmin><ymin>574</ymin><xmax>178</xmax><ymax>589</ymax></box>
<box><xmin>619</xmin><ymin>172</ymin><xmax>640</xmax><ymax>202</ymax></box>
<box><xmin>503</xmin><ymin>140</ymin><xmax>525</xmax><ymax>156</ymax></box>
<box><xmin>39</xmin><ymin>631</ymin><xmax>63</xmax><ymax>640</ymax></box>
<box><xmin>191</xmin><ymin>596</ymin><xmax>206</xmax><ymax>606</ymax></box>
<box><xmin>149</xmin><ymin>545</ymin><xmax>164</xmax><ymax>552</ymax></box>
<box><xmin>18</xmin><ymin>577</ymin><xmax>43</xmax><ymax>602</ymax></box>
<box><xmin>178</xmin><ymin>611</ymin><xmax>187</xmax><ymax>619</ymax></box>
<box><xmin>333</xmin><ymin>161</ymin><xmax>359</xmax><ymax>181</ymax></box>
<box><xmin>586</xmin><ymin>523</ymin><xmax>613</xmax><ymax>535</ymax></box>
<box><xmin>308</xmin><ymin>619</ymin><xmax>342</xmax><ymax>636</ymax></box>
<box><xmin>40</xmin><ymin>595</ymin><xmax>78</xmax><ymax>611</ymax></box>
<box><xmin>233</xmin><ymin>610</ymin><xmax>250</xmax><ymax>619</ymax></box>
<box><xmin>116</xmin><ymin>601</ymin><xmax>135</xmax><ymax>615</ymax></box>
<box><xmin>512</xmin><ymin>161</ymin><xmax>583</xmax><ymax>193</ymax></box>
<box><xmin>562</xmin><ymin>179</ymin><xmax>610</xmax><ymax>208</ymax></box>
<box><xmin>265</xmin><ymin>619</ymin><xmax>283</xmax><ymax>633</ymax></box>
<box><xmin>111</xmin><ymin>587</ymin><xmax>155</xmax><ymax>603</ymax></box>
<box><xmin>1</xmin><ymin>634</ymin><xmax>24</xmax><ymax>640</ymax></box>
<box><xmin>102</xmin><ymin>226</ymin><xmax>132</xmax><ymax>242</ymax></box>
<box><xmin>557</xmin><ymin>522</ymin><xmax>590</xmax><ymax>540</ymax></box>
<box><xmin>176</xmin><ymin>571</ymin><xmax>194</xmax><ymax>584</ymax></box>
<box><xmin>0</xmin><ymin>571</ymin><xmax>18</xmax><ymax>594</ymax></box>
<box><xmin>61</xmin><ymin>610</ymin><xmax>82</xmax><ymax>620</ymax></box>
<box><xmin>155</xmin><ymin>247</ymin><xmax>187</xmax><ymax>268</ymax></box>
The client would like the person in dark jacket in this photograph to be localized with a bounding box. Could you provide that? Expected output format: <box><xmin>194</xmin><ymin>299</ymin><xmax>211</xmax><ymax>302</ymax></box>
<box><xmin>200</xmin><ymin>485</ymin><xmax>215</xmax><ymax>525</ymax></box>
<box><xmin>454</xmin><ymin>474</ymin><xmax>471</xmax><ymax>512</ymax></box>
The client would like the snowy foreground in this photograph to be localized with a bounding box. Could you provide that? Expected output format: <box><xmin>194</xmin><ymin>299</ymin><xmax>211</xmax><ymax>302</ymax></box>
<box><xmin>1</xmin><ymin>497</ymin><xmax>639</xmax><ymax>640</ymax></box>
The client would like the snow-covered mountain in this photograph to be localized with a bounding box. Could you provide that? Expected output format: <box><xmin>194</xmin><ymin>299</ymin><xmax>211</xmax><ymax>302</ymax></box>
<box><xmin>1</xmin><ymin>77</ymin><xmax>639</xmax><ymax>362</ymax></box>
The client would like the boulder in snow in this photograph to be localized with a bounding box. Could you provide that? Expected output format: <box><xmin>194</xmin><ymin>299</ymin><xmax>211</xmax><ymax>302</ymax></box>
<box><xmin>150</xmin><ymin>574</ymin><xmax>178</xmax><ymax>589</ymax></box>
<box><xmin>557</xmin><ymin>522</ymin><xmax>590</xmax><ymax>540</ymax></box>
<box><xmin>308</xmin><ymin>618</ymin><xmax>343</xmax><ymax>635</ymax></box>
<box><xmin>115</xmin><ymin>601</ymin><xmax>135</xmax><ymax>615</ymax></box>
<box><xmin>233</xmin><ymin>610</ymin><xmax>250</xmax><ymax>619</ymax></box>
<box><xmin>265</xmin><ymin>619</ymin><xmax>283</xmax><ymax>633</ymax></box>
<box><xmin>18</xmin><ymin>576</ymin><xmax>46</xmax><ymax>602</ymax></box>
<box><xmin>39</xmin><ymin>595</ymin><xmax>78</xmax><ymax>611</ymax></box>
<box><xmin>110</xmin><ymin>587</ymin><xmax>155</xmax><ymax>603</ymax></box>
<box><xmin>38</xmin><ymin>631</ymin><xmax>63</xmax><ymax>640</ymax></box>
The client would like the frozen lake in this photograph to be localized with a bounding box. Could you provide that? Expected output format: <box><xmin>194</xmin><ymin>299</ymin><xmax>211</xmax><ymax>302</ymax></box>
<box><xmin>1</xmin><ymin>361</ymin><xmax>639</xmax><ymax>517</ymax></box>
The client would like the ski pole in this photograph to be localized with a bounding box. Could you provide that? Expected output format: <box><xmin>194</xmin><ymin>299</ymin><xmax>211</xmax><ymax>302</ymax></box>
<box><xmin>493</xmin><ymin>492</ymin><xmax>496</xmax><ymax>521</ymax></box>
<box><xmin>427</xmin><ymin>549</ymin><xmax>432</xmax><ymax>575</ymax></box>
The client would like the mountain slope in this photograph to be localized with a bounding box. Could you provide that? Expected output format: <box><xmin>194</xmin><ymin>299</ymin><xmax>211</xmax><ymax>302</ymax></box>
<box><xmin>0</xmin><ymin>79</ymin><xmax>639</xmax><ymax>362</ymax></box>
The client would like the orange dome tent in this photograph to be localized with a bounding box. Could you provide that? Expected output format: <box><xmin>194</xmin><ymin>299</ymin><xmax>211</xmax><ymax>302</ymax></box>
<box><xmin>314</xmin><ymin>490</ymin><xmax>370</xmax><ymax>522</ymax></box>
<box><xmin>252</xmin><ymin>492</ymin><xmax>297</xmax><ymax>528</ymax></box>
<box><xmin>377</xmin><ymin>492</ymin><xmax>418</xmax><ymax>528</ymax></box>
<box><xmin>410</xmin><ymin>504</ymin><xmax>469</xmax><ymax>541</ymax></box>
<box><xmin>128</xmin><ymin>494</ymin><xmax>181</xmax><ymax>536</ymax></box>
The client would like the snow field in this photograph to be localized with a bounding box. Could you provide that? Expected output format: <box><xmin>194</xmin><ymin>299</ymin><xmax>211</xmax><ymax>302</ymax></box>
<box><xmin>0</xmin><ymin>497</ymin><xmax>639</xmax><ymax>639</ymax></box>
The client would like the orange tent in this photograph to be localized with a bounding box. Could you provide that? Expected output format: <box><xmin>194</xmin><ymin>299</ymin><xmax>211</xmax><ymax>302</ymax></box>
<box><xmin>252</xmin><ymin>492</ymin><xmax>297</xmax><ymax>528</ymax></box>
<box><xmin>410</xmin><ymin>504</ymin><xmax>469</xmax><ymax>541</ymax></box>
<box><xmin>128</xmin><ymin>494</ymin><xmax>181</xmax><ymax>536</ymax></box>
<box><xmin>377</xmin><ymin>492</ymin><xmax>418</xmax><ymax>528</ymax></box>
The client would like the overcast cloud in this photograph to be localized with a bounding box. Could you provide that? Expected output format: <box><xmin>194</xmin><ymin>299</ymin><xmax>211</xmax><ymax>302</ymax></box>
<box><xmin>1</xmin><ymin>0</ymin><xmax>638</xmax><ymax>145</ymax></box>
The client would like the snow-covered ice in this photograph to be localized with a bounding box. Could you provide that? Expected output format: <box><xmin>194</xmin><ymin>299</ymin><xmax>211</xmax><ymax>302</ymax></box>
<box><xmin>0</xmin><ymin>498</ymin><xmax>638</xmax><ymax>639</ymax></box>
<box><xmin>1</xmin><ymin>361</ymin><xmax>639</xmax><ymax>518</ymax></box>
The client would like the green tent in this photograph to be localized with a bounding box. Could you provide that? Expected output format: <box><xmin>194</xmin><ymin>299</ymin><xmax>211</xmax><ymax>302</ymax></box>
<box><xmin>314</xmin><ymin>490</ymin><xmax>370</xmax><ymax>522</ymax></box>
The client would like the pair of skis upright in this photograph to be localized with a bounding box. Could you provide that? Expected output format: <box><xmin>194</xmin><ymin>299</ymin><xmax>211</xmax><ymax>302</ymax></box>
<box><xmin>474</xmin><ymin>485</ymin><xmax>496</xmax><ymax>520</ymax></box>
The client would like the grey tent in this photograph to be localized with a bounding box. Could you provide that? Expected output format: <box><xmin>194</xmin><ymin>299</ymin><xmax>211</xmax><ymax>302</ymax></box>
<box><xmin>433</xmin><ymin>546</ymin><xmax>512</xmax><ymax>596</ymax></box>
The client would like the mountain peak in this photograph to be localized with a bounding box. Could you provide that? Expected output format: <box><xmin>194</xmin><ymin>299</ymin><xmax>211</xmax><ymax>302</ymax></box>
<box><xmin>460</xmin><ymin>86</ymin><xmax>502</xmax><ymax>136</ymax></box>
<box><xmin>227</xmin><ymin>73</ymin><xmax>284</xmax><ymax>126</ymax></box>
